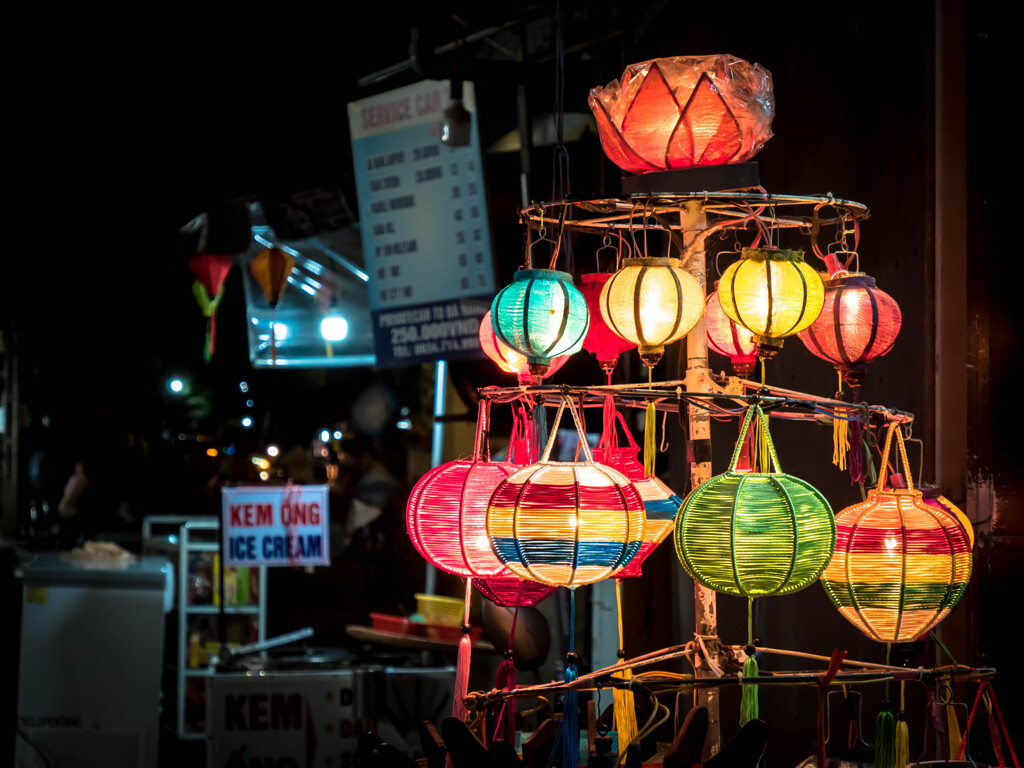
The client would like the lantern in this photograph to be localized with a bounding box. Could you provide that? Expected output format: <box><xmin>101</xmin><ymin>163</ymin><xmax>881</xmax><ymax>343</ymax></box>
<box><xmin>705</xmin><ymin>287</ymin><xmax>757</xmax><ymax>376</ymax></box>
<box><xmin>406</xmin><ymin>401</ymin><xmax>515</xmax><ymax>578</ymax></box>
<box><xmin>589</xmin><ymin>54</ymin><xmax>774</xmax><ymax>174</ymax></box>
<box><xmin>579</xmin><ymin>273</ymin><xmax>637</xmax><ymax>374</ymax></box>
<box><xmin>593</xmin><ymin>406</ymin><xmax>683</xmax><ymax>579</ymax></box>
<box><xmin>472</xmin><ymin>578</ymin><xmax>555</xmax><ymax>608</ymax></box>
<box><xmin>600</xmin><ymin>257</ymin><xmax>704</xmax><ymax>367</ymax></box>
<box><xmin>717</xmin><ymin>247</ymin><xmax>825</xmax><ymax>358</ymax></box>
<box><xmin>675</xmin><ymin>406</ymin><xmax>836</xmax><ymax>597</ymax></box>
<box><xmin>190</xmin><ymin>253</ymin><xmax>233</xmax><ymax>362</ymax></box>
<box><xmin>487</xmin><ymin>397</ymin><xmax>645</xmax><ymax>588</ymax></box>
<box><xmin>249</xmin><ymin>246</ymin><xmax>294</xmax><ymax>308</ymax></box>
<box><xmin>491</xmin><ymin>269</ymin><xmax>589</xmax><ymax>376</ymax></box>
<box><xmin>478</xmin><ymin>310</ymin><xmax>568</xmax><ymax>383</ymax></box>
<box><xmin>797</xmin><ymin>273</ymin><xmax>902</xmax><ymax>389</ymax></box>
<box><xmin>820</xmin><ymin>424</ymin><xmax>972</xmax><ymax>643</ymax></box>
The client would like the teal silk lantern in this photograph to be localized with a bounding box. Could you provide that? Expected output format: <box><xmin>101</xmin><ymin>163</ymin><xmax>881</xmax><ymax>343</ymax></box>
<box><xmin>491</xmin><ymin>269</ymin><xmax>589</xmax><ymax>376</ymax></box>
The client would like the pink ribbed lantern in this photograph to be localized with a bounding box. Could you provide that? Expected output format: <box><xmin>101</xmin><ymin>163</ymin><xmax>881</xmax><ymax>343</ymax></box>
<box><xmin>797</xmin><ymin>273</ymin><xmax>901</xmax><ymax>389</ymax></box>
<box><xmin>472</xmin><ymin>578</ymin><xmax>556</xmax><ymax>607</ymax></box>
<box><xmin>406</xmin><ymin>401</ymin><xmax>515</xmax><ymax>577</ymax></box>
<box><xmin>580</xmin><ymin>273</ymin><xmax>637</xmax><ymax>373</ymax></box>
<box><xmin>479</xmin><ymin>310</ymin><xmax>569</xmax><ymax>384</ymax></box>
<box><xmin>706</xmin><ymin>288</ymin><xmax>756</xmax><ymax>376</ymax></box>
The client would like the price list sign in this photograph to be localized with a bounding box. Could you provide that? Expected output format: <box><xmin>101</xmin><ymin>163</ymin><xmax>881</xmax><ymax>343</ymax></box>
<box><xmin>348</xmin><ymin>80</ymin><xmax>495</xmax><ymax>367</ymax></box>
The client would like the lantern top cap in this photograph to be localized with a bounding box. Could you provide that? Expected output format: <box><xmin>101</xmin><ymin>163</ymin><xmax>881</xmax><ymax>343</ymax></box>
<box><xmin>740</xmin><ymin>246</ymin><xmax>806</xmax><ymax>263</ymax></box>
<box><xmin>823</xmin><ymin>273</ymin><xmax>877</xmax><ymax>289</ymax></box>
<box><xmin>620</xmin><ymin>256</ymin><xmax>685</xmax><ymax>268</ymax></box>
<box><xmin>513</xmin><ymin>268</ymin><xmax>574</xmax><ymax>282</ymax></box>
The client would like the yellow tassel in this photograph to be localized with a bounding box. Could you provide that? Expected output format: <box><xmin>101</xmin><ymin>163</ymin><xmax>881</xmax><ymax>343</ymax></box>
<box><xmin>895</xmin><ymin>681</ymin><xmax>909</xmax><ymax>768</ymax></box>
<box><xmin>612</xmin><ymin>581</ymin><xmax>638</xmax><ymax>762</ymax></box>
<box><xmin>946</xmin><ymin>701</ymin><xmax>962</xmax><ymax>760</ymax></box>
<box><xmin>753</xmin><ymin>410</ymin><xmax>770</xmax><ymax>473</ymax></box>
<box><xmin>833</xmin><ymin>411</ymin><xmax>849</xmax><ymax>470</ymax></box>
<box><xmin>643</xmin><ymin>368</ymin><xmax>656</xmax><ymax>477</ymax></box>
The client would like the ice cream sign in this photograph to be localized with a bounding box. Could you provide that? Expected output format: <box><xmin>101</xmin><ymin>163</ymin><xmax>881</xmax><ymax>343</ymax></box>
<box><xmin>221</xmin><ymin>485</ymin><xmax>330</xmax><ymax>567</ymax></box>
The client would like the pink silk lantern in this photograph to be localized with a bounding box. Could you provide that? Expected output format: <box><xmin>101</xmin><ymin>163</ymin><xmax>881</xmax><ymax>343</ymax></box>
<box><xmin>580</xmin><ymin>273</ymin><xmax>637</xmax><ymax>374</ymax></box>
<box><xmin>589</xmin><ymin>55</ymin><xmax>774</xmax><ymax>174</ymax></box>
<box><xmin>706</xmin><ymin>288</ymin><xmax>757</xmax><ymax>376</ymax></box>
<box><xmin>479</xmin><ymin>310</ymin><xmax>568</xmax><ymax>384</ymax></box>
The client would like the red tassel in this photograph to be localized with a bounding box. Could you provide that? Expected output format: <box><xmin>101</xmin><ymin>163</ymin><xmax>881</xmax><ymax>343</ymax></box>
<box><xmin>451</xmin><ymin>580</ymin><xmax>474</xmax><ymax>721</ymax></box>
<box><xmin>492</xmin><ymin>659</ymin><xmax>518</xmax><ymax>744</ymax></box>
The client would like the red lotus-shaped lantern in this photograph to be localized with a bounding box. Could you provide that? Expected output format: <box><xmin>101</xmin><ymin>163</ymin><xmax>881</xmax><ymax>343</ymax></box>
<box><xmin>589</xmin><ymin>54</ymin><xmax>774</xmax><ymax>174</ymax></box>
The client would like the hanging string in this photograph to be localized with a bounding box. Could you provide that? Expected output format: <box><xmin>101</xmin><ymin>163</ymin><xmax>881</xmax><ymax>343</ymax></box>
<box><xmin>740</xmin><ymin>597</ymin><xmax>760</xmax><ymax>725</ymax></box>
<box><xmin>533</xmin><ymin>400</ymin><xmax>548</xmax><ymax>463</ymax></box>
<box><xmin>849</xmin><ymin>394</ymin><xmax>866</xmax><ymax>484</ymax></box>
<box><xmin>612</xmin><ymin>580</ymin><xmax>638</xmax><ymax>762</ymax></box>
<box><xmin>548</xmin><ymin>587</ymin><xmax>580</xmax><ymax>768</ymax></box>
<box><xmin>644</xmin><ymin>367</ymin><xmax>656</xmax><ymax>476</ymax></box>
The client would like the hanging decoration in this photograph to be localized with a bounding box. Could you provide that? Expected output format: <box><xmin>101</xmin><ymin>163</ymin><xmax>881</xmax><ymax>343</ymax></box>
<box><xmin>478</xmin><ymin>310</ymin><xmax>569</xmax><ymax>383</ymax></box>
<box><xmin>471</xmin><ymin>578</ymin><xmax>555</xmax><ymax>608</ymax></box>
<box><xmin>600</xmin><ymin>257</ymin><xmax>704</xmax><ymax>368</ymax></box>
<box><xmin>705</xmin><ymin>286</ymin><xmax>757</xmax><ymax>377</ymax></box>
<box><xmin>491</xmin><ymin>269</ymin><xmax>589</xmax><ymax>376</ymax></box>
<box><xmin>189</xmin><ymin>253</ymin><xmax>233</xmax><ymax>362</ymax></box>
<box><xmin>797</xmin><ymin>272</ymin><xmax>902</xmax><ymax>390</ymax></box>
<box><xmin>588</xmin><ymin>54</ymin><xmax>775</xmax><ymax>174</ymax></box>
<box><xmin>820</xmin><ymin>422</ymin><xmax>973</xmax><ymax>643</ymax></box>
<box><xmin>717</xmin><ymin>247</ymin><xmax>825</xmax><ymax>359</ymax></box>
<box><xmin>580</xmin><ymin>272</ymin><xmax>637</xmax><ymax>375</ymax></box>
<box><xmin>486</xmin><ymin>396</ymin><xmax>645</xmax><ymax>588</ymax></box>
<box><xmin>249</xmin><ymin>246</ymin><xmax>294</xmax><ymax>364</ymax></box>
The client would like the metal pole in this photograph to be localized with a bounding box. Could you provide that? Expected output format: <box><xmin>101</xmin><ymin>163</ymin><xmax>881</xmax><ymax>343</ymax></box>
<box><xmin>679</xmin><ymin>200</ymin><xmax>722</xmax><ymax>759</ymax></box>
<box><xmin>424</xmin><ymin>359</ymin><xmax>448</xmax><ymax>596</ymax></box>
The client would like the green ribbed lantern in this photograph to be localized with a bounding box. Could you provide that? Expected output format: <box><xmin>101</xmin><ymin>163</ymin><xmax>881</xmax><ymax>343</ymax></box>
<box><xmin>674</xmin><ymin>406</ymin><xmax>836</xmax><ymax>597</ymax></box>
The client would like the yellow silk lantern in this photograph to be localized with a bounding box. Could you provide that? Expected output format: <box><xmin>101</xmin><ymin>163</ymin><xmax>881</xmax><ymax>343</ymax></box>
<box><xmin>718</xmin><ymin>247</ymin><xmax>824</xmax><ymax>358</ymax></box>
<box><xmin>599</xmin><ymin>257</ymin><xmax>704</xmax><ymax>367</ymax></box>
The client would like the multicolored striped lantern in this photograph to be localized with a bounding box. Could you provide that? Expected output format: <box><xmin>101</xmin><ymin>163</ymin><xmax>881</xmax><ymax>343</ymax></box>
<box><xmin>675</xmin><ymin>405</ymin><xmax>836</xmax><ymax>597</ymax></box>
<box><xmin>478</xmin><ymin>310</ymin><xmax>569</xmax><ymax>384</ymax></box>
<box><xmin>491</xmin><ymin>269</ymin><xmax>589</xmax><ymax>376</ymax></box>
<box><xmin>706</xmin><ymin>287</ymin><xmax>757</xmax><ymax>377</ymax></box>
<box><xmin>406</xmin><ymin>400</ymin><xmax>515</xmax><ymax>578</ymax></box>
<box><xmin>487</xmin><ymin>397</ymin><xmax>646</xmax><ymax>587</ymax></box>
<box><xmin>600</xmin><ymin>257</ymin><xmax>705</xmax><ymax>367</ymax></box>
<box><xmin>797</xmin><ymin>273</ymin><xmax>902</xmax><ymax>390</ymax></box>
<box><xmin>820</xmin><ymin>424</ymin><xmax>973</xmax><ymax>643</ymax></box>
<box><xmin>580</xmin><ymin>273</ymin><xmax>637</xmax><ymax>374</ymax></box>
<box><xmin>593</xmin><ymin>406</ymin><xmax>683</xmax><ymax>579</ymax></box>
<box><xmin>717</xmin><ymin>247</ymin><xmax>825</xmax><ymax>359</ymax></box>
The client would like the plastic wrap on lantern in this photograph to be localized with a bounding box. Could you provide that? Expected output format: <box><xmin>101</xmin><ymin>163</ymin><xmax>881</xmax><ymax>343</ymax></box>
<box><xmin>706</xmin><ymin>288</ymin><xmax>757</xmax><ymax>376</ymax></box>
<box><xmin>718</xmin><ymin>247</ymin><xmax>825</xmax><ymax>357</ymax></box>
<box><xmin>588</xmin><ymin>54</ymin><xmax>774</xmax><ymax>174</ymax></box>
<box><xmin>675</xmin><ymin>406</ymin><xmax>836</xmax><ymax>597</ymax></box>
<box><xmin>487</xmin><ymin>398</ymin><xmax>645</xmax><ymax>588</ymax></box>
<box><xmin>797</xmin><ymin>273</ymin><xmax>902</xmax><ymax>389</ymax></box>
<box><xmin>472</xmin><ymin>577</ymin><xmax>556</xmax><ymax>607</ymax></box>
<box><xmin>492</xmin><ymin>269</ymin><xmax>589</xmax><ymax>376</ymax></box>
<box><xmin>478</xmin><ymin>310</ymin><xmax>568</xmax><ymax>383</ymax></box>
<box><xmin>406</xmin><ymin>403</ymin><xmax>517</xmax><ymax>578</ymax></box>
<box><xmin>821</xmin><ymin>425</ymin><xmax>973</xmax><ymax>643</ymax></box>
<box><xmin>600</xmin><ymin>257</ymin><xmax>704</xmax><ymax>367</ymax></box>
<box><xmin>580</xmin><ymin>273</ymin><xmax>637</xmax><ymax>372</ymax></box>
<box><xmin>593</xmin><ymin>410</ymin><xmax>683</xmax><ymax>579</ymax></box>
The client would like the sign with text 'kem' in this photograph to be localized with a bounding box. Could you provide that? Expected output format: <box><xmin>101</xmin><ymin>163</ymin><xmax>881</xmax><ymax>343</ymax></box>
<box><xmin>221</xmin><ymin>485</ymin><xmax>329</xmax><ymax>568</ymax></box>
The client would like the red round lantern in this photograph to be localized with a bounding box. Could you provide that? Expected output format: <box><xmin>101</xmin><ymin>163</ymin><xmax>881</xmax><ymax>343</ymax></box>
<box><xmin>580</xmin><ymin>273</ymin><xmax>637</xmax><ymax>374</ymax></box>
<box><xmin>705</xmin><ymin>288</ymin><xmax>756</xmax><ymax>376</ymax></box>
<box><xmin>797</xmin><ymin>273</ymin><xmax>901</xmax><ymax>389</ymax></box>
<box><xmin>406</xmin><ymin>401</ymin><xmax>516</xmax><ymax>577</ymax></box>
<box><xmin>479</xmin><ymin>311</ymin><xmax>568</xmax><ymax>384</ymax></box>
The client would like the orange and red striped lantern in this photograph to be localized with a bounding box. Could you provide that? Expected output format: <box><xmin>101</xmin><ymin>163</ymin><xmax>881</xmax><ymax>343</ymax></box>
<box><xmin>487</xmin><ymin>398</ymin><xmax>645</xmax><ymax>587</ymax></box>
<box><xmin>820</xmin><ymin>424</ymin><xmax>973</xmax><ymax>643</ymax></box>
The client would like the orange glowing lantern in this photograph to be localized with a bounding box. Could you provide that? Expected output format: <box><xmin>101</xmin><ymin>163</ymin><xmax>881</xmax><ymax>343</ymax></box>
<box><xmin>588</xmin><ymin>54</ymin><xmax>774</xmax><ymax>174</ymax></box>
<box><xmin>249</xmin><ymin>246</ymin><xmax>293</xmax><ymax>308</ymax></box>
<box><xmin>478</xmin><ymin>311</ymin><xmax>568</xmax><ymax>384</ymax></box>
<box><xmin>705</xmin><ymin>287</ymin><xmax>756</xmax><ymax>376</ymax></box>
<box><xmin>797</xmin><ymin>273</ymin><xmax>902</xmax><ymax>390</ymax></box>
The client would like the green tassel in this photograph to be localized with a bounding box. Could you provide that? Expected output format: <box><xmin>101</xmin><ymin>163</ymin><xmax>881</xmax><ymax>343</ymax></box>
<box><xmin>643</xmin><ymin>400</ymin><xmax>656</xmax><ymax>477</ymax></box>
<box><xmin>740</xmin><ymin>654</ymin><xmax>759</xmax><ymax>725</ymax></box>
<box><xmin>874</xmin><ymin>702</ymin><xmax>896</xmax><ymax>768</ymax></box>
<box><xmin>895</xmin><ymin>713</ymin><xmax>909</xmax><ymax>768</ymax></box>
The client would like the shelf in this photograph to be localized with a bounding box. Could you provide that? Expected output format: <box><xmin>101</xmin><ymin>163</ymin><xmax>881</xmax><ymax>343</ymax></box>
<box><xmin>185</xmin><ymin>604</ymin><xmax>259</xmax><ymax>615</ymax></box>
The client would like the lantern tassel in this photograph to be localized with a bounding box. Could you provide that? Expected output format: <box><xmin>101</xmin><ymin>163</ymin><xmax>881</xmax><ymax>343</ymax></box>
<box><xmin>740</xmin><ymin>598</ymin><xmax>759</xmax><ymax>726</ymax></box>
<box><xmin>874</xmin><ymin>702</ymin><xmax>896</xmax><ymax>768</ymax></box>
<box><xmin>832</xmin><ymin>411</ymin><xmax>849</xmax><ymax>471</ymax></box>
<box><xmin>612</xmin><ymin>580</ymin><xmax>637</xmax><ymax>762</ymax></box>
<box><xmin>849</xmin><ymin>392</ymin><xmax>866</xmax><ymax>484</ymax></box>
<box><xmin>946</xmin><ymin>701</ymin><xmax>963</xmax><ymax>761</ymax></box>
<box><xmin>491</xmin><ymin>590</ymin><xmax>521</xmax><ymax>745</ymax></box>
<box><xmin>452</xmin><ymin>580</ymin><xmax>474</xmax><ymax>722</ymax></box>
<box><xmin>643</xmin><ymin>400</ymin><xmax>656</xmax><ymax>477</ymax></box>
<box><xmin>895</xmin><ymin>681</ymin><xmax>910</xmax><ymax>768</ymax></box>
<box><xmin>533</xmin><ymin>401</ymin><xmax>548</xmax><ymax>464</ymax></box>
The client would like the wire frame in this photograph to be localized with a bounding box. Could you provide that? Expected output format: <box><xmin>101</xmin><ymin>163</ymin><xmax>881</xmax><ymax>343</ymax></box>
<box><xmin>717</xmin><ymin>247</ymin><xmax>825</xmax><ymax>348</ymax></box>
<box><xmin>491</xmin><ymin>269</ymin><xmax>589</xmax><ymax>374</ymax></box>
<box><xmin>674</xmin><ymin>406</ymin><xmax>836</xmax><ymax>597</ymax></box>
<box><xmin>820</xmin><ymin>424</ymin><xmax>973</xmax><ymax>643</ymax></box>
<box><xmin>798</xmin><ymin>274</ymin><xmax>902</xmax><ymax>388</ymax></box>
<box><xmin>487</xmin><ymin>397</ymin><xmax>646</xmax><ymax>588</ymax></box>
<box><xmin>406</xmin><ymin>401</ymin><xmax>517</xmax><ymax>578</ymax></box>
<box><xmin>472</xmin><ymin>577</ymin><xmax>556</xmax><ymax>607</ymax></box>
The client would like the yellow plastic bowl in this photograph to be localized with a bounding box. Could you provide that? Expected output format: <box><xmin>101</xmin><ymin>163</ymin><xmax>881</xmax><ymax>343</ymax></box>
<box><xmin>414</xmin><ymin>593</ymin><xmax>464</xmax><ymax>627</ymax></box>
